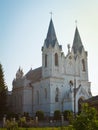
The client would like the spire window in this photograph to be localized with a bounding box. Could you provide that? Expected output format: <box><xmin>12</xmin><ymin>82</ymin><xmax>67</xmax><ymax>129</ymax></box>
<box><xmin>82</xmin><ymin>59</ymin><xmax>85</xmax><ymax>71</ymax></box>
<box><xmin>45</xmin><ymin>54</ymin><xmax>47</xmax><ymax>67</ymax></box>
<box><xmin>45</xmin><ymin>88</ymin><xmax>47</xmax><ymax>99</ymax></box>
<box><xmin>55</xmin><ymin>53</ymin><xmax>58</xmax><ymax>66</ymax></box>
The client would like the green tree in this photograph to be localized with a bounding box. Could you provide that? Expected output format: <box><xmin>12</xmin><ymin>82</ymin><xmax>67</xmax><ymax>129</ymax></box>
<box><xmin>0</xmin><ymin>63</ymin><xmax>8</xmax><ymax>119</ymax></box>
<box><xmin>73</xmin><ymin>103</ymin><xmax>98</xmax><ymax>130</ymax></box>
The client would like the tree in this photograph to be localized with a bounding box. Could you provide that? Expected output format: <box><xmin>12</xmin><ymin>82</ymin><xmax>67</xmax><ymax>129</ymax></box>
<box><xmin>0</xmin><ymin>63</ymin><xmax>8</xmax><ymax>119</ymax></box>
<box><xmin>73</xmin><ymin>103</ymin><xmax>98</xmax><ymax>130</ymax></box>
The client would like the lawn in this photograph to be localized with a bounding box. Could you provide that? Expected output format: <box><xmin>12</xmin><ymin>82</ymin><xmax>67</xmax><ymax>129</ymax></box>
<box><xmin>0</xmin><ymin>126</ymin><xmax>74</xmax><ymax>130</ymax></box>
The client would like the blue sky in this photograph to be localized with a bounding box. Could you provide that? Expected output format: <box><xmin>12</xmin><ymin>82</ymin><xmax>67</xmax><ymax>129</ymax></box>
<box><xmin>0</xmin><ymin>0</ymin><xmax>98</xmax><ymax>96</ymax></box>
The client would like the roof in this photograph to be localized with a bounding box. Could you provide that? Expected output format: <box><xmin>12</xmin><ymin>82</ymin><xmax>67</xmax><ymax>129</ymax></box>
<box><xmin>85</xmin><ymin>95</ymin><xmax>98</xmax><ymax>103</ymax></box>
<box><xmin>26</xmin><ymin>67</ymin><xmax>42</xmax><ymax>83</ymax></box>
<box><xmin>72</xmin><ymin>27</ymin><xmax>84</xmax><ymax>54</ymax></box>
<box><xmin>45</xmin><ymin>18</ymin><xmax>58</xmax><ymax>47</ymax></box>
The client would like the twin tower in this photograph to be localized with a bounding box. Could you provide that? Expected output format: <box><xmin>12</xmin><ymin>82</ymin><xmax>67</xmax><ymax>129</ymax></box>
<box><xmin>42</xmin><ymin>18</ymin><xmax>88</xmax><ymax>80</ymax></box>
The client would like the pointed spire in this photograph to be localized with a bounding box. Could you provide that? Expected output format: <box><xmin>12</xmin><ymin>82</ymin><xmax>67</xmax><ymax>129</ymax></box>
<box><xmin>72</xmin><ymin>27</ymin><xmax>84</xmax><ymax>54</ymax></box>
<box><xmin>45</xmin><ymin>18</ymin><xmax>58</xmax><ymax>47</ymax></box>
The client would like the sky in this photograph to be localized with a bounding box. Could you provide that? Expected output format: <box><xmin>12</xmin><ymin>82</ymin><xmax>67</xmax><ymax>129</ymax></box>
<box><xmin>0</xmin><ymin>0</ymin><xmax>98</xmax><ymax>96</ymax></box>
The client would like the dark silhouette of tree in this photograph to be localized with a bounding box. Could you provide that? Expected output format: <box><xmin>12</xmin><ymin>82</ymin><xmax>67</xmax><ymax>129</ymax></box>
<box><xmin>0</xmin><ymin>63</ymin><xmax>8</xmax><ymax>119</ymax></box>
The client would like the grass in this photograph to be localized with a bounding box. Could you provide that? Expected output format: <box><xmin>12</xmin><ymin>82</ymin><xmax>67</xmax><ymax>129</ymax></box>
<box><xmin>0</xmin><ymin>127</ymin><xmax>74</xmax><ymax>130</ymax></box>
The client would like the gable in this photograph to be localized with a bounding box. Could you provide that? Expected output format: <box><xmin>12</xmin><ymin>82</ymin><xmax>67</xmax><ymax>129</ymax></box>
<box><xmin>26</xmin><ymin>67</ymin><xmax>42</xmax><ymax>83</ymax></box>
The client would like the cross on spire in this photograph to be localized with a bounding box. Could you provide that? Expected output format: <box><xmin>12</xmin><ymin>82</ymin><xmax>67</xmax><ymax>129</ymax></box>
<box><xmin>50</xmin><ymin>12</ymin><xmax>53</xmax><ymax>19</ymax></box>
<box><xmin>75</xmin><ymin>20</ymin><xmax>78</xmax><ymax>27</ymax></box>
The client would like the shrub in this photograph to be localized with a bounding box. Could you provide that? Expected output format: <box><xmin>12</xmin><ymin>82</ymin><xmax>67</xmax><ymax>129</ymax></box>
<box><xmin>18</xmin><ymin>116</ymin><xmax>26</xmax><ymax>127</ymax></box>
<box><xmin>6</xmin><ymin>112</ymin><xmax>19</xmax><ymax>120</ymax></box>
<box><xmin>63</xmin><ymin>110</ymin><xmax>73</xmax><ymax>123</ymax></box>
<box><xmin>5</xmin><ymin>119</ymin><xmax>18</xmax><ymax>130</ymax></box>
<box><xmin>73</xmin><ymin>103</ymin><xmax>98</xmax><ymax>130</ymax></box>
<box><xmin>36</xmin><ymin>110</ymin><xmax>44</xmax><ymax>121</ymax></box>
<box><xmin>54</xmin><ymin>110</ymin><xmax>61</xmax><ymax>121</ymax></box>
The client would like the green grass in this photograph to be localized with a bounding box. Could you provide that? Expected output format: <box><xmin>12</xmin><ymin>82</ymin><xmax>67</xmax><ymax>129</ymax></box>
<box><xmin>0</xmin><ymin>127</ymin><xmax>74</xmax><ymax>130</ymax></box>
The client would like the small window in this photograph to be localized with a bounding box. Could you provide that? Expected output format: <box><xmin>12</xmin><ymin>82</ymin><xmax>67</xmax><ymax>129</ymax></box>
<box><xmin>55</xmin><ymin>53</ymin><xmax>58</xmax><ymax>66</ymax></box>
<box><xmin>45</xmin><ymin>54</ymin><xmax>47</xmax><ymax>67</ymax></box>
<box><xmin>82</xmin><ymin>59</ymin><xmax>85</xmax><ymax>71</ymax></box>
<box><xmin>55</xmin><ymin>87</ymin><xmax>59</xmax><ymax>102</ymax></box>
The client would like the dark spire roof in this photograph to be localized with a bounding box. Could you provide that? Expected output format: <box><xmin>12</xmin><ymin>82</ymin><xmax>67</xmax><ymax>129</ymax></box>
<box><xmin>45</xmin><ymin>18</ymin><xmax>58</xmax><ymax>47</ymax></box>
<box><xmin>72</xmin><ymin>27</ymin><xmax>84</xmax><ymax>54</ymax></box>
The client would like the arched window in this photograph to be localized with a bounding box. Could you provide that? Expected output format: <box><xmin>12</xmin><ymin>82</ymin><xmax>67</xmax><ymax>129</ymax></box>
<box><xmin>55</xmin><ymin>53</ymin><xmax>58</xmax><ymax>66</ymax></box>
<box><xmin>55</xmin><ymin>87</ymin><xmax>59</xmax><ymax>102</ymax></box>
<box><xmin>45</xmin><ymin>54</ymin><xmax>47</xmax><ymax>67</ymax></box>
<box><xmin>45</xmin><ymin>88</ymin><xmax>47</xmax><ymax>99</ymax></box>
<box><xmin>37</xmin><ymin>90</ymin><xmax>39</xmax><ymax>104</ymax></box>
<box><xmin>82</xmin><ymin>59</ymin><xmax>85</xmax><ymax>71</ymax></box>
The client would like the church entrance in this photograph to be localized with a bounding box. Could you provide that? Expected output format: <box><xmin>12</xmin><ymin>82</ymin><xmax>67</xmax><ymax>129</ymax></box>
<box><xmin>78</xmin><ymin>97</ymin><xmax>84</xmax><ymax>113</ymax></box>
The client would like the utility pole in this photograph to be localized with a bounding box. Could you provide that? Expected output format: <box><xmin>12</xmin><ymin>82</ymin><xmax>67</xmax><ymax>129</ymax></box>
<box><xmin>74</xmin><ymin>78</ymin><xmax>76</xmax><ymax>118</ymax></box>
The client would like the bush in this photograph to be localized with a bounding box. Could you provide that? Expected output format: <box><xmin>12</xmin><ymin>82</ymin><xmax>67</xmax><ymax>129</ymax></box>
<box><xmin>54</xmin><ymin>110</ymin><xmax>61</xmax><ymax>121</ymax></box>
<box><xmin>63</xmin><ymin>110</ymin><xmax>73</xmax><ymax>122</ymax></box>
<box><xmin>73</xmin><ymin>103</ymin><xmax>98</xmax><ymax>130</ymax></box>
<box><xmin>36</xmin><ymin>110</ymin><xmax>44</xmax><ymax>121</ymax></box>
<box><xmin>5</xmin><ymin>119</ymin><xmax>18</xmax><ymax>130</ymax></box>
<box><xmin>63</xmin><ymin>110</ymin><xmax>73</xmax><ymax>121</ymax></box>
<box><xmin>18</xmin><ymin>116</ymin><xmax>26</xmax><ymax>127</ymax></box>
<box><xmin>6</xmin><ymin>112</ymin><xmax>19</xmax><ymax>120</ymax></box>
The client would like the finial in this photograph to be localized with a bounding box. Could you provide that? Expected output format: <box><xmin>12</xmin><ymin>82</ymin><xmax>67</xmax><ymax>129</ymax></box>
<box><xmin>50</xmin><ymin>12</ymin><xmax>53</xmax><ymax>19</ymax></box>
<box><xmin>30</xmin><ymin>65</ymin><xmax>32</xmax><ymax>71</ymax></box>
<box><xmin>67</xmin><ymin>44</ymin><xmax>70</xmax><ymax>53</ymax></box>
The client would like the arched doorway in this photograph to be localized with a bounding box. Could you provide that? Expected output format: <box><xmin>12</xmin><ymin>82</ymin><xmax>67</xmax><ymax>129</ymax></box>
<box><xmin>78</xmin><ymin>97</ymin><xmax>84</xmax><ymax>113</ymax></box>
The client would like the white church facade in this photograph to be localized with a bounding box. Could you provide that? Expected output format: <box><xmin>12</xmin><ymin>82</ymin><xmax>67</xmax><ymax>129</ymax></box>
<box><xmin>11</xmin><ymin>18</ymin><xmax>92</xmax><ymax>116</ymax></box>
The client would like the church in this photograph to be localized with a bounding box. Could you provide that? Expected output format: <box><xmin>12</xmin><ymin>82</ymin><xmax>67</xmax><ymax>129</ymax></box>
<box><xmin>11</xmin><ymin>18</ymin><xmax>92</xmax><ymax>116</ymax></box>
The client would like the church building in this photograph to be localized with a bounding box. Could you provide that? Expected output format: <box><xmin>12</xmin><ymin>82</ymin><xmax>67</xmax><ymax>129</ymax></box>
<box><xmin>11</xmin><ymin>18</ymin><xmax>92</xmax><ymax>116</ymax></box>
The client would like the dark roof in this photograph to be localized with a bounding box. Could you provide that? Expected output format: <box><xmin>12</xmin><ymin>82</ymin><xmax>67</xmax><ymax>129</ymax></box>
<box><xmin>26</xmin><ymin>67</ymin><xmax>42</xmax><ymax>83</ymax></box>
<box><xmin>72</xmin><ymin>27</ymin><xmax>84</xmax><ymax>54</ymax></box>
<box><xmin>45</xmin><ymin>18</ymin><xmax>58</xmax><ymax>48</ymax></box>
<box><xmin>85</xmin><ymin>95</ymin><xmax>98</xmax><ymax>103</ymax></box>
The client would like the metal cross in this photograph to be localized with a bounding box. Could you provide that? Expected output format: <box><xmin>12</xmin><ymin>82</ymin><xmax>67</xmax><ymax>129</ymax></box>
<box><xmin>75</xmin><ymin>20</ymin><xmax>78</xmax><ymax>26</ymax></box>
<box><xmin>50</xmin><ymin>12</ymin><xmax>53</xmax><ymax>18</ymax></box>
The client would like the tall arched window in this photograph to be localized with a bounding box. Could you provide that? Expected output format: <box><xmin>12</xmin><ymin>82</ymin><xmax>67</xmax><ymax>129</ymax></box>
<box><xmin>55</xmin><ymin>53</ymin><xmax>58</xmax><ymax>66</ymax></box>
<box><xmin>37</xmin><ymin>90</ymin><xmax>39</xmax><ymax>104</ymax></box>
<box><xmin>82</xmin><ymin>59</ymin><xmax>85</xmax><ymax>71</ymax></box>
<box><xmin>45</xmin><ymin>88</ymin><xmax>47</xmax><ymax>99</ymax></box>
<box><xmin>45</xmin><ymin>54</ymin><xmax>47</xmax><ymax>67</ymax></box>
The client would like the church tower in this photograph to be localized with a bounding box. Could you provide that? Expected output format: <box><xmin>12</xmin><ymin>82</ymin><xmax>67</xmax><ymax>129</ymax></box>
<box><xmin>72</xmin><ymin>27</ymin><xmax>88</xmax><ymax>81</ymax></box>
<box><xmin>42</xmin><ymin>18</ymin><xmax>62</xmax><ymax>78</ymax></box>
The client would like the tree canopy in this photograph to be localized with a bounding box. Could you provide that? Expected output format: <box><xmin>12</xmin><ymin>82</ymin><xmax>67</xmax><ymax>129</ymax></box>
<box><xmin>0</xmin><ymin>63</ymin><xmax>8</xmax><ymax>118</ymax></box>
<box><xmin>73</xmin><ymin>103</ymin><xmax>98</xmax><ymax>130</ymax></box>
